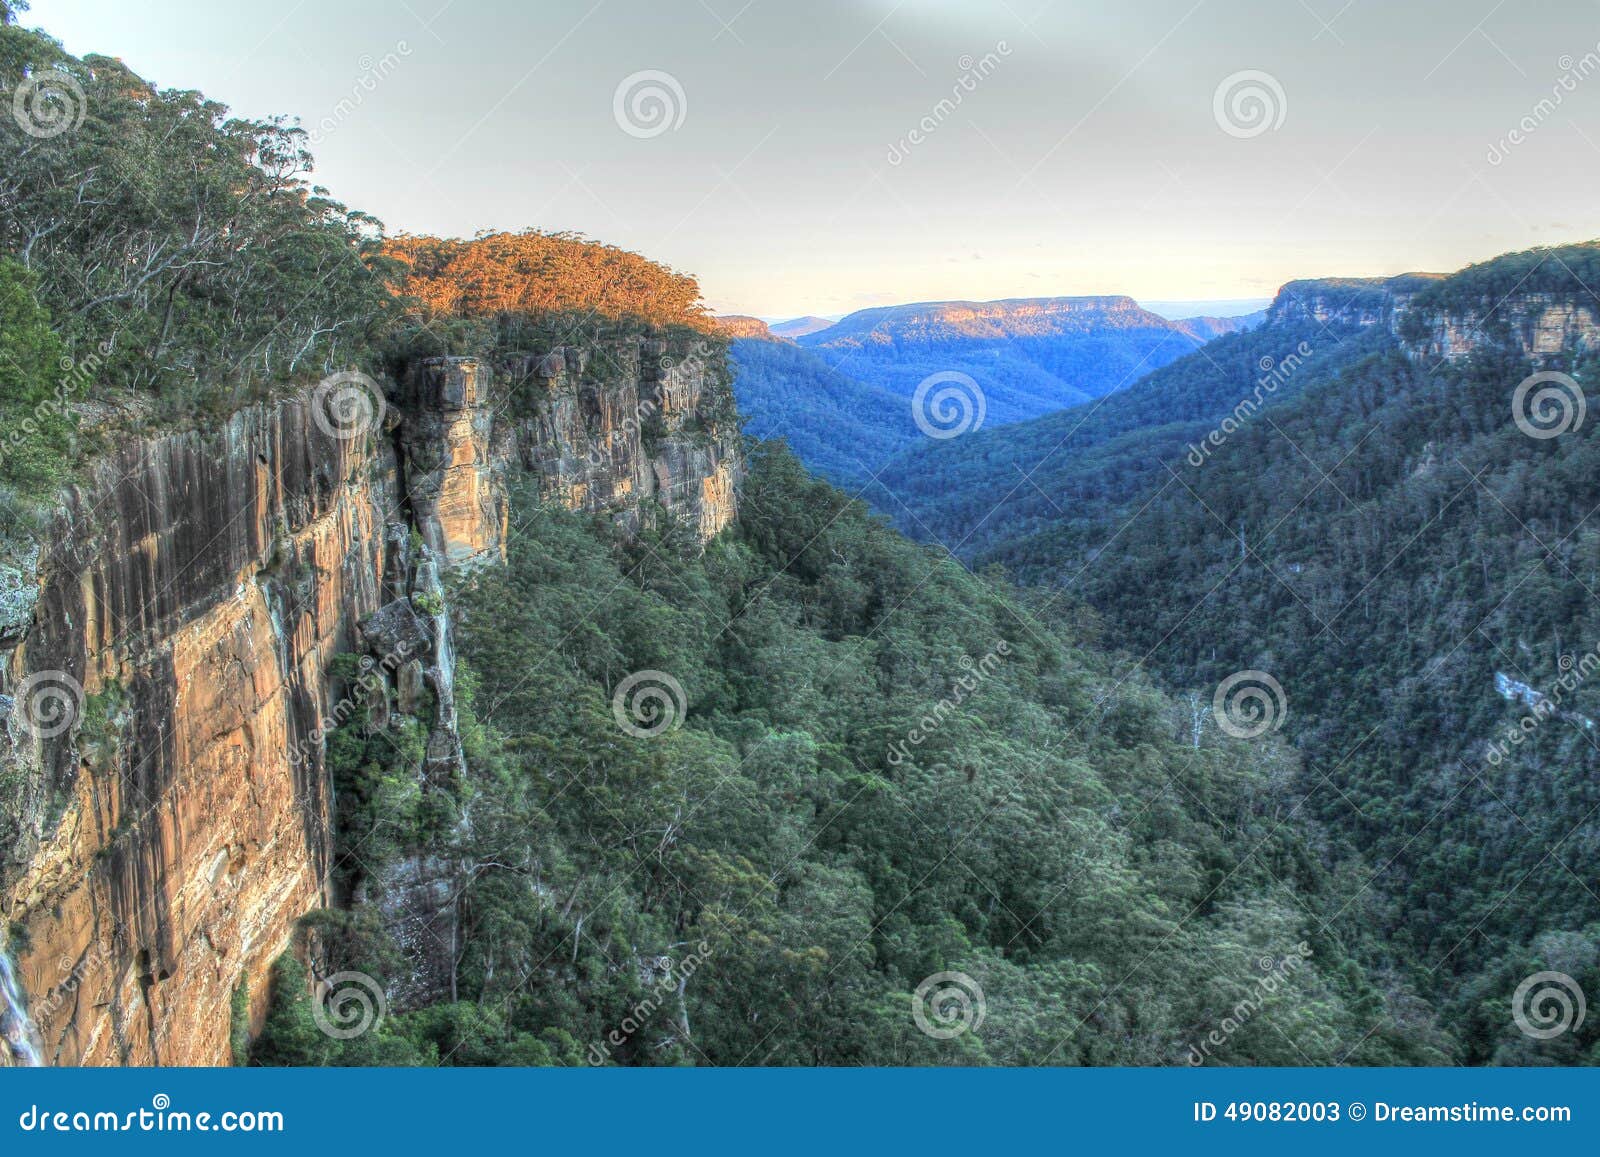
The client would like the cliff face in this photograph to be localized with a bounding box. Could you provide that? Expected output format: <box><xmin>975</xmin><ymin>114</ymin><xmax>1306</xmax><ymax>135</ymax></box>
<box><xmin>1265</xmin><ymin>275</ymin><xmax>1443</xmax><ymax>331</ymax></box>
<box><xmin>1266</xmin><ymin>273</ymin><xmax>1600</xmax><ymax>365</ymax></box>
<box><xmin>506</xmin><ymin>335</ymin><xmax>739</xmax><ymax>543</ymax></box>
<box><xmin>0</xmin><ymin>330</ymin><xmax>738</xmax><ymax>1066</ymax></box>
<box><xmin>1397</xmin><ymin>292</ymin><xmax>1600</xmax><ymax>363</ymax></box>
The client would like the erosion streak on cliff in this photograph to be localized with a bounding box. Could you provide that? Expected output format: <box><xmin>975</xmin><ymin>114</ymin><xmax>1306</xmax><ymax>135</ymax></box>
<box><xmin>2</xmin><ymin>398</ymin><xmax>394</xmax><ymax>1066</ymax></box>
<box><xmin>0</xmin><ymin>330</ymin><xmax>740</xmax><ymax>1067</ymax></box>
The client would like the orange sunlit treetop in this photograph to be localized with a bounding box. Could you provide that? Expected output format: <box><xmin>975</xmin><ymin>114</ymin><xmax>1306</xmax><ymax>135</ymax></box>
<box><xmin>384</xmin><ymin>230</ymin><xmax>712</xmax><ymax>331</ymax></box>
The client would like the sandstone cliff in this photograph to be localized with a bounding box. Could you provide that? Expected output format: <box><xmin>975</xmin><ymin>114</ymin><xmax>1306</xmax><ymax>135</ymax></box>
<box><xmin>1266</xmin><ymin>272</ymin><xmax>1600</xmax><ymax>365</ymax></box>
<box><xmin>0</xmin><ymin>329</ymin><xmax>739</xmax><ymax>1066</ymax></box>
<box><xmin>1396</xmin><ymin>291</ymin><xmax>1600</xmax><ymax>364</ymax></box>
<box><xmin>1265</xmin><ymin>274</ymin><xmax>1442</xmax><ymax>331</ymax></box>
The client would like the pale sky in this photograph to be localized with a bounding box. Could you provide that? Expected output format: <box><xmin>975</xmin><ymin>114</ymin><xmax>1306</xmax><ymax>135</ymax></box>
<box><xmin>26</xmin><ymin>0</ymin><xmax>1600</xmax><ymax>318</ymax></box>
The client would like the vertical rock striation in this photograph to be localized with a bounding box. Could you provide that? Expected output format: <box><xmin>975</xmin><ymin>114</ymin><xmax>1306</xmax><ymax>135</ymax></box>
<box><xmin>0</xmin><ymin>329</ymin><xmax>739</xmax><ymax>1066</ymax></box>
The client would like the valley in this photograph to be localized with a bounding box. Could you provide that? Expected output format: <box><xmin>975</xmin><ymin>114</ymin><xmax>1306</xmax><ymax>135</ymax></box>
<box><xmin>729</xmin><ymin>296</ymin><xmax>1257</xmax><ymax>488</ymax></box>
<box><xmin>861</xmin><ymin>248</ymin><xmax>1600</xmax><ymax>1063</ymax></box>
<box><xmin>0</xmin><ymin>2</ymin><xmax>1596</xmax><ymax>1073</ymax></box>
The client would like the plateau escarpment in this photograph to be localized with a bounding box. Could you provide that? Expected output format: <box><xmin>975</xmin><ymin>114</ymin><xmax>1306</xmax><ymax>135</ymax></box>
<box><xmin>0</xmin><ymin>329</ymin><xmax>739</xmax><ymax>1066</ymax></box>
<box><xmin>793</xmin><ymin>294</ymin><xmax>1220</xmax><ymax>423</ymax></box>
<box><xmin>1267</xmin><ymin>249</ymin><xmax>1600</xmax><ymax>365</ymax></box>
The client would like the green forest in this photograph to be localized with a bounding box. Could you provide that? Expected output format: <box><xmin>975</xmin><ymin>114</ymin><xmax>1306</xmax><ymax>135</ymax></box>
<box><xmin>873</xmin><ymin>250</ymin><xmax>1600</xmax><ymax>1065</ymax></box>
<box><xmin>3</xmin><ymin>2</ymin><xmax>1598</xmax><ymax>1070</ymax></box>
<box><xmin>249</xmin><ymin>446</ymin><xmax>1455</xmax><ymax>1066</ymax></box>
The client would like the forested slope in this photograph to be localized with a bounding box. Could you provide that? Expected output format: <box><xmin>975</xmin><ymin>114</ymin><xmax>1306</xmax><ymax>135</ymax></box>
<box><xmin>870</xmin><ymin>248</ymin><xmax>1600</xmax><ymax>1063</ymax></box>
<box><xmin>254</xmin><ymin>446</ymin><xmax>1449</xmax><ymax>1066</ymax></box>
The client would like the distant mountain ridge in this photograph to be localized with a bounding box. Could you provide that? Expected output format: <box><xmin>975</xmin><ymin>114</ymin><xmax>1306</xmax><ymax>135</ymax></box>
<box><xmin>790</xmin><ymin>294</ymin><xmax>1242</xmax><ymax>429</ymax></box>
<box><xmin>802</xmin><ymin>294</ymin><xmax>1183</xmax><ymax>348</ymax></box>
<box><xmin>770</xmin><ymin>315</ymin><xmax>836</xmax><ymax>339</ymax></box>
<box><xmin>731</xmin><ymin>293</ymin><xmax>1263</xmax><ymax>488</ymax></box>
<box><xmin>1172</xmin><ymin>311</ymin><xmax>1265</xmax><ymax>341</ymax></box>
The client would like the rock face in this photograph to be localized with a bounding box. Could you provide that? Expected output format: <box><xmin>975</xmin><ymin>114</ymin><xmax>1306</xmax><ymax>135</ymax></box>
<box><xmin>1265</xmin><ymin>273</ymin><xmax>1600</xmax><ymax>366</ymax></box>
<box><xmin>399</xmin><ymin>358</ymin><xmax>505</xmax><ymax>566</ymax></box>
<box><xmin>0</xmin><ymin>329</ymin><xmax>739</xmax><ymax>1066</ymax></box>
<box><xmin>1265</xmin><ymin>275</ymin><xmax>1442</xmax><ymax>331</ymax></box>
<box><xmin>0</xmin><ymin>400</ymin><xmax>396</xmax><ymax>1067</ymax></box>
<box><xmin>505</xmin><ymin>333</ymin><xmax>739</xmax><ymax>542</ymax></box>
<box><xmin>1399</xmin><ymin>293</ymin><xmax>1600</xmax><ymax>364</ymax></box>
<box><xmin>711</xmin><ymin>315</ymin><xmax>773</xmax><ymax>340</ymax></box>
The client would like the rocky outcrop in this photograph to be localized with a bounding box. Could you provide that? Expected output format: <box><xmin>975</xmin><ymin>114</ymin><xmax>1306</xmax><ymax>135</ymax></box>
<box><xmin>398</xmin><ymin>358</ymin><xmax>505</xmax><ymax>567</ymax></box>
<box><xmin>1265</xmin><ymin>271</ymin><xmax>1600</xmax><ymax>366</ymax></box>
<box><xmin>0</xmin><ymin>399</ymin><xmax>398</xmax><ymax>1066</ymax></box>
<box><xmin>1398</xmin><ymin>293</ymin><xmax>1600</xmax><ymax>364</ymax></box>
<box><xmin>504</xmin><ymin>333</ymin><xmax>739</xmax><ymax>541</ymax></box>
<box><xmin>1265</xmin><ymin>275</ymin><xmax>1442</xmax><ymax>331</ymax></box>
<box><xmin>0</xmin><ymin>329</ymin><xmax>740</xmax><ymax>1066</ymax></box>
<box><xmin>711</xmin><ymin>315</ymin><xmax>773</xmax><ymax>340</ymax></box>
